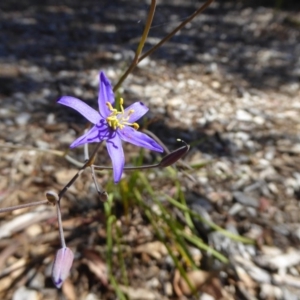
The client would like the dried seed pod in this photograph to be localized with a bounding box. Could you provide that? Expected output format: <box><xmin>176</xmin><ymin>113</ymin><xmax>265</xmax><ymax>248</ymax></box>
<box><xmin>45</xmin><ymin>191</ymin><xmax>59</xmax><ymax>205</ymax></box>
<box><xmin>159</xmin><ymin>141</ymin><xmax>190</xmax><ymax>168</ymax></box>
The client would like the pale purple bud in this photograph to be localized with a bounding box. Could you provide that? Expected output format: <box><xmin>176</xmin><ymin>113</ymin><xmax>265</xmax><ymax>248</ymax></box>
<box><xmin>51</xmin><ymin>247</ymin><xmax>74</xmax><ymax>288</ymax></box>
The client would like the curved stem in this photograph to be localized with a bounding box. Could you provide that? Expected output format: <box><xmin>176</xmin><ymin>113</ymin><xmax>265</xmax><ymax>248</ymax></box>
<box><xmin>56</xmin><ymin>201</ymin><xmax>66</xmax><ymax>248</ymax></box>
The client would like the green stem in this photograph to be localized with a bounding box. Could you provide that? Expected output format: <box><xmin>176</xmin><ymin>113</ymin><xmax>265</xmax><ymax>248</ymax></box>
<box><xmin>144</xmin><ymin>208</ymin><xmax>196</xmax><ymax>293</ymax></box>
<box><xmin>179</xmin><ymin>230</ymin><xmax>228</xmax><ymax>264</ymax></box>
<box><xmin>165</xmin><ymin>194</ymin><xmax>254</xmax><ymax>245</ymax></box>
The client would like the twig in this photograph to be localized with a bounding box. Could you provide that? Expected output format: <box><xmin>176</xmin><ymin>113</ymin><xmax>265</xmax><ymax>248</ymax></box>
<box><xmin>0</xmin><ymin>200</ymin><xmax>49</xmax><ymax>214</ymax></box>
<box><xmin>113</xmin><ymin>0</ymin><xmax>157</xmax><ymax>91</ymax></box>
<box><xmin>138</xmin><ymin>0</ymin><xmax>214</xmax><ymax>63</ymax></box>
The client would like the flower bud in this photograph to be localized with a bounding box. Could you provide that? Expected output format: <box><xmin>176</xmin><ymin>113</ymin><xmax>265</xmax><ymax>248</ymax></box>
<box><xmin>52</xmin><ymin>247</ymin><xmax>74</xmax><ymax>288</ymax></box>
<box><xmin>159</xmin><ymin>143</ymin><xmax>190</xmax><ymax>168</ymax></box>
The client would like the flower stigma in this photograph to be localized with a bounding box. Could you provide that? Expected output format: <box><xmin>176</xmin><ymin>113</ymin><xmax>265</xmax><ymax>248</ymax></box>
<box><xmin>106</xmin><ymin>98</ymin><xmax>139</xmax><ymax>130</ymax></box>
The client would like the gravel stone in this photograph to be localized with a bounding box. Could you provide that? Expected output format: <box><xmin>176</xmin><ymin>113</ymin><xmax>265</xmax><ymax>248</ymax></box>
<box><xmin>233</xmin><ymin>191</ymin><xmax>259</xmax><ymax>208</ymax></box>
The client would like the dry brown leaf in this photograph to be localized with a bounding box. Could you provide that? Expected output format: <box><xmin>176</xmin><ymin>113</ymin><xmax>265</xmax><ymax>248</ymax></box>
<box><xmin>0</xmin><ymin>209</ymin><xmax>55</xmax><ymax>239</ymax></box>
<box><xmin>82</xmin><ymin>249</ymin><xmax>108</xmax><ymax>286</ymax></box>
<box><xmin>62</xmin><ymin>278</ymin><xmax>77</xmax><ymax>300</ymax></box>
<box><xmin>173</xmin><ymin>269</ymin><xmax>224</xmax><ymax>299</ymax></box>
<box><xmin>176</xmin><ymin>269</ymin><xmax>210</xmax><ymax>296</ymax></box>
<box><xmin>62</xmin><ymin>217</ymin><xmax>87</xmax><ymax>229</ymax></box>
<box><xmin>0</xmin><ymin>241</ymin><xmax>20</xmax><ymax>271</ymax></box>
<box><xmin>235</xmin><ymin>266</ymin><xmax>256</xmax><ymax>289</ymax></box>
<box><xmin>0</xmin><ymin>258</ymin><xmax>27</xmax><ymax>291</ymax></box>
<box><xmin>200</xmin><ymin>277</ymin><xmax>225</xmax><ymax>300</ymax></box>
<box><xmin>173</xmin><ymin>268</ymin><xmax>182</xmax><ymax>297</ymax></box>
<box><xmin>134</xmin><ymin>241</ymin><xmax>168</xmax><ymax>260</ymax></box>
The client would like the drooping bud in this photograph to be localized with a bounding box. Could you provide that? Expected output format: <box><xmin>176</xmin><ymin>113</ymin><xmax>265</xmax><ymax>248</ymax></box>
<box><xmin>51</xmin><ymin>247</ymin><xmax>74</xmax><ymax>288</ymax></box>
<box><xmin>159</xmin><ymin>141</ymin><xmax>190</xmax><ymax>168</ymax></box>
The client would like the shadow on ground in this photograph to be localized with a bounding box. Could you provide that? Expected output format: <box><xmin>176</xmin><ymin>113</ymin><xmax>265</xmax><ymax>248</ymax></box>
<box><xmin>0</xmin><ymin>0</ymin><xmax>299</xmax><ymax>95</ymax></box>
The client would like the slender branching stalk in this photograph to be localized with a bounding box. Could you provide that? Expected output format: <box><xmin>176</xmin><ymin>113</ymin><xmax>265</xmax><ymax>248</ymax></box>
<box><xmin>0</xmin><ymin>200</ymin><xmax>49</xmax><ymax>214</ymax></box>
<box><xmin>113</xmin><ymin>0</ymin><xmax>157</xmax><ymax>92</ymax></box>
<box><xmin>138</xmin><ymin>0</ymin><xmax>214</xmax><ymax>63</ymax></box>
<box><xmin>114</xmin><ymin>0</ymin><xmax>214</xmax><ymax>91</ymax></box>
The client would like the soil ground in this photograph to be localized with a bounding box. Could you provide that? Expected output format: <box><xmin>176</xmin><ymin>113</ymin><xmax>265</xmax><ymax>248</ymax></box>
<box><xmin>0</xmin><ymin>1</ymin><xmax>300</xmax><ymax>299</ymax></box>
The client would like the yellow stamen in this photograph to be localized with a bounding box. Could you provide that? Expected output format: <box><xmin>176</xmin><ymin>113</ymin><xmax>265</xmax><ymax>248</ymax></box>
<box><xmin>106</xmin><ymin>102</ymin><xmax>117</xmax><ymax>114</ymax></box>
<box><xmin>105</xmin><ymin>98</ymin><xmax>139</xmax><ymax>131</ymax></box>
<box><xmin>132</xmin><ymin>123</ymin><xmax>139</xmax><ymax>130</ymax></box>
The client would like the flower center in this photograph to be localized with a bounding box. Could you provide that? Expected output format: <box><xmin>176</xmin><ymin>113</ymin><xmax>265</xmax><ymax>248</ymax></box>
<box><xmin>106</xmin><ymin>98</ymin><xmax>139</xmax><ymax>130</ymax></box>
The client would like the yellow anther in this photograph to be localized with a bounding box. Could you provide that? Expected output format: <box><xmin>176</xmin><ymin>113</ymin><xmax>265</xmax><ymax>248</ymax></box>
<box><xmin>105</xmin><ymin>99</ymin><xmax>139</xmax><ymax>131</ymax></box>
<box><xmin>106</xmin><ymin>102</ymin><xmax>113</xmax><ymax>110</ymax></box>
<box><xmin>133</xmin><ymin>123</ymin><xmax>139</xmax><ymax>130</ymax></box>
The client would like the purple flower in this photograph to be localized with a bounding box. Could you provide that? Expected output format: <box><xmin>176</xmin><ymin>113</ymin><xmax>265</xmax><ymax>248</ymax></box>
<box><xmin>58</xmin><ymin>71</ymin><xmax>163</xmax><ymax>183</ymax></box>
<box><xmin>52</xmin><ymin>247</ymin><xmax>74</xmax><ymax>288</ymax></box>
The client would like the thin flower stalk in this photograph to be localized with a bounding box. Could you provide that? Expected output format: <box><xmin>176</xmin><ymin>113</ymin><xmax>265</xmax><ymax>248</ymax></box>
<box><xmin>138</xmin><ymin>0</ymin><xmax>214</xmax><ymax>64</ymax></box>
<box><xmin>114</xmin><ymin>0</ymin><xmax>213</xmax><ymax>91</ymax></box>
<box><xmin>0</xmin><ymin>200</ymin><xmax>49</xmax><ymax>214</ymax></box>
<box><xmin>113</xmin><ymin>0</ymin><xmax>157</xmax><ymax>91</ymax></box>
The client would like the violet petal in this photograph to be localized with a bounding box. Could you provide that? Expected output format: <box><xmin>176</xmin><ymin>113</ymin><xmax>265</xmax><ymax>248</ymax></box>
<box><xmin>58</xmin><ymin>96</ymin><xmax>100</xmax><ymax>124</ymax></box>
<box><xmin>118</xmin><ymin>126</ymin><xmax>163</xmax><ymax>152</ymax></box>
<box><xmin>98</xmin><ymin>71</ymin><xmax>115</xmax><ymax>118</ymax></box>
<box><xmin>70</xmin><ymin>123</ymin><xmax>109</xmax><ymax>148</ymax></box>
<box><xmin>123</xmin><ymin>101</ymin><xmax>149</xmax><ymax>123</ymax></box>
<box><xmin>106</xmin><ymin>133</ymin><xmax>125</xmax><ymax>183</ymax></box>
<box><xmin>52</xmin><ymin>247</ymin><xmax>74</xmax><ymax>289</ymax></box>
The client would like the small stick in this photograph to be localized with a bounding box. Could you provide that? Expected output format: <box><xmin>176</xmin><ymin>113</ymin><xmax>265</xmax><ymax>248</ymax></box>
<box><xmin>113</xmin><ymin>0</ymin><xmax>157</xmax><ymax>91</ymax></box>
<box><xmin>93</xmin><ymin>140</ymin><xmax>190</xmax><ymax>171</ymax></box>
<box><xmin>58</xmin><ymin>142</ymin><xmax>103</xmax><ymax>201</ymax></box>
<box><xmin>0</xmin><ymin>200</ymin><xmax>49</xmax><ymax>214</ymax></box>
<box><xmin>138</xmin><ymin>0</ymin><xmax>214</xmax><ymax>63</ymax></box>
